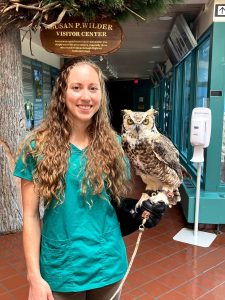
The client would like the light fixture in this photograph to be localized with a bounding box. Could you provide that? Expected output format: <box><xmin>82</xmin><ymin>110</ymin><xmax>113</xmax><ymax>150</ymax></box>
<box><xmin>152</xmin><ymin>45</ymin><xmax>161</xmax><ymax>49</ymax></box>
<box><xmin>99</xmin><ymin>56</ymin><xmax>103</xmax><ymax>61</ymax></box>
<box><xmin>159</xmin><ymin>16</ymin><xmax>172</xmax><ymax>21</ymax></box>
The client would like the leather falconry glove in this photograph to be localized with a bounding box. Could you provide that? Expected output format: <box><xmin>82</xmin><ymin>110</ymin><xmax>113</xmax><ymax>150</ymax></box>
<box><xmin>136</xmin><ymin>200</ymin><xmax>166</xmax><ymax>228</ymax></box>
<box><xmin>113</xmin><ymin>198</ymin><xmax>166</xmax><ymax>236</ymax></box>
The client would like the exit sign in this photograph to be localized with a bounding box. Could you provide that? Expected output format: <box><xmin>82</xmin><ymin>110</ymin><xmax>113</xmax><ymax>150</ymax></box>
<box><xmin>215</xmin><ymin>4</ymin><xmax>225</xmax><ymax>16</ymax></box>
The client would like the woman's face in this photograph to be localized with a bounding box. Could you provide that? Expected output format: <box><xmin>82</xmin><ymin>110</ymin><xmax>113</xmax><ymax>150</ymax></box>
<box><xmin>65</xmin><ymin>63</ymin><xmax>102</xmax><ymax>127</ymax></box>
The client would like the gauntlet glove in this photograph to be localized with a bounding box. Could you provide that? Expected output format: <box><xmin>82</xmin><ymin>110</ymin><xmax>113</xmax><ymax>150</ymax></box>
<box><xmin>135</xmin><ymin>200</ymin><xmax>166</xmax><ymax>228</ymax></box>
<box><xmin>113</xmin><ymin>198</ymin><xmax>166</xmax><ymax>236</ymax></box>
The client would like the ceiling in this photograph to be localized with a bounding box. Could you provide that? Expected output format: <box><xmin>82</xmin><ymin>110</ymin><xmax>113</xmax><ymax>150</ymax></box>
<box><xmin>29</xmin><ymin>0</ymin><xmax>210</xmax><ymax>81</ymax></box>
<box><xmin>93</xmin><ymin>0</ymin><xmax>210</xmax><ymax>80</ymax></box>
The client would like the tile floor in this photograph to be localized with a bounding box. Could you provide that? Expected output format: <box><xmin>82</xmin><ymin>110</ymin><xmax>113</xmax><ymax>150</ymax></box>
<box><xmin>0</xmin><ymin>204</ymin><xmax>225</xmax><ymax>300</ymax></box>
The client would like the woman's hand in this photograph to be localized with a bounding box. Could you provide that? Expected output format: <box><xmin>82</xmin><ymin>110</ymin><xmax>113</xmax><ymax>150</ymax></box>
<box><xmin>139</xmin><ymin>200</ymin><xmax>166</xmax><ymax>228</ymax></box>
<box><xmin>28</xmin><ymin>276</ymin><xmax>54</xmax><ymax>300</ymax></box>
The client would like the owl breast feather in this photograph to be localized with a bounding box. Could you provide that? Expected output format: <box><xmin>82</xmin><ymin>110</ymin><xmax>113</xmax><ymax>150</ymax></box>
<box><xmin>123</xmin><ymin>136</ymin><xmax>182</xmax><ymax>187</ymax></box>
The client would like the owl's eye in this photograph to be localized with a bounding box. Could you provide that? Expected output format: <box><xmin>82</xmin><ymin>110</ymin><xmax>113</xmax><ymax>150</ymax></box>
<box><xmin>142</xmin><ymin>119</ymin><xmax>149</xmax><ymax>125</ymax></box>
<box><xmin>127</xmin><ymin>118</ymin><xmax>134</xmax><ymax>125</ymax></box>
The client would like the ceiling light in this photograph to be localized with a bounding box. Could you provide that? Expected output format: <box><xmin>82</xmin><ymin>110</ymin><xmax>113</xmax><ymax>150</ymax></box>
<box><xmin>152</xmin><ymin>46</ymin><xmax>161</xmax><ymax>49</ymax></box>
<box><xmin>159</xmin><ymin>16</ymin><xmax>172</xmax><ymax>21</ymax></box>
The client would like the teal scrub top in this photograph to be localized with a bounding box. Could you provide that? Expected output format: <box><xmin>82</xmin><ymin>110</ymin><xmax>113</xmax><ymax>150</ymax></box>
<box><xmin>14</xmin><ymin>143</ymin><xmax>128</xmax><ymax>292</ymax></box>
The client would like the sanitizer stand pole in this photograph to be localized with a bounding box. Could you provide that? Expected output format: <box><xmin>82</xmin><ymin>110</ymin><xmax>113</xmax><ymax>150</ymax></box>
<box><xmin>173</xmin><ymin>146</ymin><xmax>217</xmax><ymax>247</ymax></box>
<box><xmin>194</xmin><ymin>162</ymin><xmax>201</xmax><ymax>241</ymax></box>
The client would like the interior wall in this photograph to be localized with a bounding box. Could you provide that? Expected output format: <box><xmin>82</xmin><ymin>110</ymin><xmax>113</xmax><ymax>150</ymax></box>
<box><xmin>21</xmin><ymin>33</ymin><xmax>61</xmax><ymax>69</ymax></box>
<box><xmin>194</xmin><ymin>0</ymin><xmax>214</xmax><ymax>39</ymax></box>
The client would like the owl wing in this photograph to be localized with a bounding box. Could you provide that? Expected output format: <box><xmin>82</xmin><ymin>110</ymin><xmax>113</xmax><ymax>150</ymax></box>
<box><xmin>151</xmin><ymin>134</ymin><xmax>183</xmax><ymax>181</ymax></box>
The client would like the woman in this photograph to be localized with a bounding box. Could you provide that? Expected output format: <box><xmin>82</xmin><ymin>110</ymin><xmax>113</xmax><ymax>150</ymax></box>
<box><xmin>14</xmin><ymin>57</ymin><xmax>165</xmax><ymax>300</ymax></box>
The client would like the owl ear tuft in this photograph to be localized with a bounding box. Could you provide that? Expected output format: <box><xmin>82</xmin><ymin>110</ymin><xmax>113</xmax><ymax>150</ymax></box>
<box><xmin>121</xmin><ymin>109</ymin><xmax>131</xmax><ymax>116</ymax></box>
<box><xmin>148</xmin><ymin>108</ymin><xmax>159</xmax><ymax>116</ymax></box>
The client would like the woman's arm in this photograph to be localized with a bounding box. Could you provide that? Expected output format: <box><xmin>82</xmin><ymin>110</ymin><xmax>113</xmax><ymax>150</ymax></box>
<box><xmin>22</xmin><ymin>179</ymin><xmax>41</xmax><ymax>280</ymax></box>
<box><xmin>21</xmin><ymin>179</ymin><xmax>53</xmax><ymax>300</ymax></box>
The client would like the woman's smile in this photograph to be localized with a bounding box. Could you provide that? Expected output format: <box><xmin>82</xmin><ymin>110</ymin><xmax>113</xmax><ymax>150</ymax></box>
<box><xmin>77</xmin><ymin>105</ymin><xmax>93</xmax><ymax>111</ymax></box>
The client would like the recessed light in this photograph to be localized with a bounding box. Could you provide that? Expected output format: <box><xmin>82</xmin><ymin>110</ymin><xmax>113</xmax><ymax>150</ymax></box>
<box><xmin>159</xmin><ymin>16</ymin><xmax>172</xmax><ymax>21</ymax></box>
<box><xmin>152</xmin><ymin>46</ymin><xmax>161</xmax><ymax>49</ymax></box>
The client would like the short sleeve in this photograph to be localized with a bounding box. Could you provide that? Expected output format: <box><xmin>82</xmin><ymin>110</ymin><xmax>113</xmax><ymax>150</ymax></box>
<box><xmin>13</xmin><ymin>145</ymin><xmax>36</xmax><ymax>182</ymax></box>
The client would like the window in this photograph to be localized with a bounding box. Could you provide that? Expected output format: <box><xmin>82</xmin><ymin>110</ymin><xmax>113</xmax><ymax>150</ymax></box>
<box><xmin>33</xmin><ymin>66</ymin><xmax>43</xmax><ymax>128</ymax></box>
<box><xmin>163</xmin><ymin>76</ymin><xmax>173</xmax><ymax>137</ymax></box>
<box><xmin>173</xmin><ymin>64</ymin><xmax>183</xmax><ymax>146</ymax></box>
<box><xmin>154</xmin><ymin>86</ymin><xmax>160</xmax><ymax>112</ymax></box>
<box><xmin>196</xmin><ymin>38</ymin><xmax>210</xmax><ymax>107</ymax></box>
<box><xmin>180</xmin><ymin>55</ymin><xmax>192</xmax><ymax>156</ymax></box>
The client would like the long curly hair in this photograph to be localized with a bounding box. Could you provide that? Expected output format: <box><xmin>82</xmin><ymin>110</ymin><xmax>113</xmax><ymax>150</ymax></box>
<box><xmin>20</xmin><ymin>57</ymin><xmax>129</xmax><ymax>205</ymax></box>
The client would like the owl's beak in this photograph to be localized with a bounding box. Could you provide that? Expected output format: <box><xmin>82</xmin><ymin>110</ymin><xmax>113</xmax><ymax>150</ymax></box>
<box><xmin>135</xmin><ymin>125</ymin><xmax>140</xmax><ymax>133</ymax></box>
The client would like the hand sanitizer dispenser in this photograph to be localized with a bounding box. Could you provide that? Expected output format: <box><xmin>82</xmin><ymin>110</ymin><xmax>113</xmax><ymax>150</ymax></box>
<box><xmin>173</xmin><ymin>107</ymin><xmax>216</xmax><ymax>247</ymax></box>
<box><xmin>190</xmin><ymin>108</ymin><xmax>211</xmax><ymax>162</ymax></box>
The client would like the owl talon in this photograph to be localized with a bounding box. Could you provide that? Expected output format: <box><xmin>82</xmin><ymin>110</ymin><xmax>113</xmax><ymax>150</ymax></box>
<box><xmin>135</xmin><ymin>192</ymin><xmax>150</xmax><ymax>211</ymax></box>
<box><xmin>166</xmin><ymin>191</ymin><xmax>174</xmax><ymax>198</ymax></box>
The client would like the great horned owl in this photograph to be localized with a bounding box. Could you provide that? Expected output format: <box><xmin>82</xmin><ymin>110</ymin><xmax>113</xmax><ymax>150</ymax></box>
<box><xmin>121</xmin><ymin>108</ymin><xmax>190</xmax><ymax>208</ymax></box>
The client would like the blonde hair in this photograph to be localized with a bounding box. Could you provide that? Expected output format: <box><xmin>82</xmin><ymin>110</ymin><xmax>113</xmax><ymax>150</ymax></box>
<box><xmin>20</xmin><ymin>57</ymin><xmax>129</xmax><ymax>205</ymax></box>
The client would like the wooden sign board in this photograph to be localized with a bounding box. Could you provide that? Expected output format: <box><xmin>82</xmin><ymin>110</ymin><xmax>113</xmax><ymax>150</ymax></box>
<box><xmin>40</xmin><ymin>17</ymin><xmax>123</xmax><ymax>57</ymax></box>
